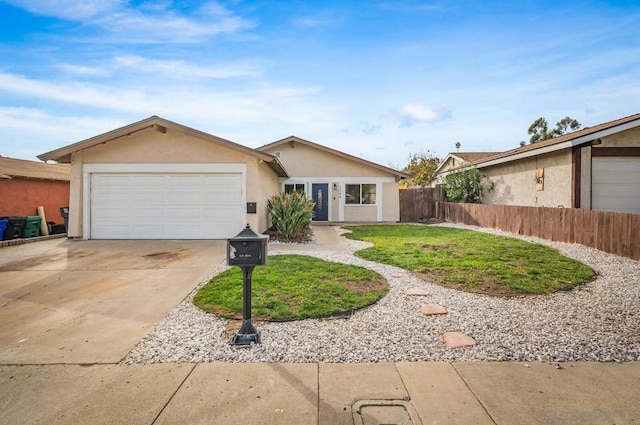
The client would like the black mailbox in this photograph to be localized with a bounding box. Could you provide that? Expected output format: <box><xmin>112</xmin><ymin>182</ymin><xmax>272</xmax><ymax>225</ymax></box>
<box><xmin>226</xmin><ymin>224</ymin><xmax>269</xmax><ymax>347</ymax></box>
<box><xmin>227</xmin><ymin>224</ymin><xmax>268</xmax><ymax>266</ymax></box>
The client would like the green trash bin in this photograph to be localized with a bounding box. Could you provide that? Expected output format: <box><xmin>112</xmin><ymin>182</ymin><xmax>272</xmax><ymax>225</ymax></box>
<box><xmin>22</xmin><ymin>216</ymin><xmax>42</xmax><ymax>238</ymax></box>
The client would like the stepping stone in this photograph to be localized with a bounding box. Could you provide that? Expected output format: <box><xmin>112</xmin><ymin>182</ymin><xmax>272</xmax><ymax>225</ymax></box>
<box><xmin>392</xmin><ymin>273</ymin><xmax>407</xmax><ymax>278</ymax></box>
<box><xmin>405</xmin><ymin>288</ymin><xmax>429</xmax><ymax>296</ymax></box>
<box><xmin>420</xmin><ymin>304</ymin><xmax>447</xmax><ymax>315</ymax></box>
<box><xmin>444</xmin><ymin>332</ymin><xmax>477</xmax><ymax>348</ymax></box>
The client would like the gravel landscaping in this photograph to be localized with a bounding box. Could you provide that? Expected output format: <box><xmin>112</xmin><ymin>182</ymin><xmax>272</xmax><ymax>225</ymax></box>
<box><xmin>124</xmin><ymin>224</ymin><xmax>640</xmax><ymax>364</ymax></box>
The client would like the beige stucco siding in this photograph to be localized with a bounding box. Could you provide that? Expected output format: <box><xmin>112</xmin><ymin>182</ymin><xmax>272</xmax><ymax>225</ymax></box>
<box><xmin>344</xmin><ymin>206</ymin><xmax>377</xmax><ymax>221</ymax></box>
<box><xmin>482</xmin><ymin>150</ymin><xmax>572</xmax><ymax>207</ymax></box>
<box><xmin>67</xmin><ymin>151</ymin><xmax>84</xmax><ymax>238</ymax></box>
<box><xmin>599</xmin><ymin>125</ymin><xmax>640</xmax><ymax>147</ymax></box>
<box><xmin>262</xmin><ymin>143</ymin><xmax>387</xmax><ymax>178</ymax></box>
<box><xmin>263</xmin><ymin>141</ymin><xmax>402</xmax><ymax>222</ymax></box>
<box><xmin>68</xmin><ymin>127</ymin><xmax>279</xmax><ymax>238</ymax></box>
<box><xmin>382</xmin><ymin>182</ymin><xmax>400</xmax><ymax>221</ymax></box>
<box><xmin>81</xmin><ymin>128</ymin><xmax>252</xmax><ymax>164</ymax></box>
<box><xmin>255</xmin><ymin>161</ymin><xmax>280</xmax><ymax>232</ymax></box>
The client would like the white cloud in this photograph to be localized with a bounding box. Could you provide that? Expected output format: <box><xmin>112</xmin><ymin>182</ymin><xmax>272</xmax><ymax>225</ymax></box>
<box><xmin>0</xmin><ymin>72</ymin><xmax>153</xmax><ymax>112</ymax></box>
<box><xmin>292</xmin><ymin>13</ymin><xmax>344</xmax><ymax>28</ymax></box>
<box><xmin>0</xmin><ymin>107</ymin><xmax>126</xmax><ymax>159</ymax></box>
<box><xmin>55</xmin><ymin>64</ymin><xmax>109</xmax><ymax>77</ymax></box>
<box><xmin>397</xmin><ymin>103</ymin><xmax>452</xmax><ymax>127</ymax></box>
<box><xmin>359</xmin><ymin>121</ymin><xmax>380</xmax><ymax>135</ymax></box>
<box><xmin>3</xmin><ymin>0</ymin><xmax>121</xmax><ymax>20</ymax></box>
<box><xmin>112</xmin><ymin>55</ymin><xmax>260</xmax><ymax>79</ymax></box>
<box><xmin>5</xmin><ymin>1</ymin><xmax>254</xmax><ymax>44</ymax></box>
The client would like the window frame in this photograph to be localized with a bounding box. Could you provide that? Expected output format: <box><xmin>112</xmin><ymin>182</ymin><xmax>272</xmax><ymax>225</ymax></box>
<box><xmin>345</xmin><ymin>183</ymin><xmax>377</xmax><ymax>205</ymax></box>
<box><xmin>284</xmin><ymin>183</ymin><xmax>306</xmax><ymax>195</ymax></box>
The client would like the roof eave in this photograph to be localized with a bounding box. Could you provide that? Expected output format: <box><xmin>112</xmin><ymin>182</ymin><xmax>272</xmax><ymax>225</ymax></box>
<box><xmin>475</xmin><ymin>117</ymin><xmax>640</xmax><ymax>169</ymax></box>
<box><xmin>259</xmin><ymin>136</ymin><xmax>411</xmax><ymax>180</ymax></box>
<box><xmin>38</xmin><ymin>116</ymin><xmax>277</xmax><ymax>164</ymax></box>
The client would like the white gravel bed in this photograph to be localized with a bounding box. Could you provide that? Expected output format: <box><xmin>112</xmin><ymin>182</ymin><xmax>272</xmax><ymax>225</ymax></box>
<box><xmin>124</xmin><ymin>224</ymin><xmax>640</xmax><ymax>364</ymax></box>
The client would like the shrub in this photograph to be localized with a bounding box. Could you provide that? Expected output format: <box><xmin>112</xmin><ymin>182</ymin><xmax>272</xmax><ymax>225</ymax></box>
<box><xmin>444</xmin><ymin>167</ymin><xmax>493</xmax><ymax>203</ymax></box>
<box><xmin>268</xmin><ymin>192</ymin><xmax>315</xmax><ymax>238</ymax></box>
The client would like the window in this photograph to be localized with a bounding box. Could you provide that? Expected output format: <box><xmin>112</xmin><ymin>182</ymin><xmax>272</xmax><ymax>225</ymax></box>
<box><xmin>345</xmin><ymin>184</ymin><xmax>376</xmax><ymax>205</ymax></box>
<box><xmin>284</xmin><ymin>183</ymin><xmax>305</xmax><ymax>195</ymax></box>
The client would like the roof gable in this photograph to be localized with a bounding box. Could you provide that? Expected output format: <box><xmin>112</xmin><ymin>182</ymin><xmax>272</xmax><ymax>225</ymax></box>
<box><xmin>258</xmin><ymin>136</ymin><xmax>411</xmax><ymax>180</ymax></box>
<box><xmin>37</xmin><ymin>116</ymin><xmax>288</xmax><ymax>177</ymax></box>
<box><xmin>435</xmin><ymin>152</ymin><xmax>498</xmax><ymax>174</ymax></box>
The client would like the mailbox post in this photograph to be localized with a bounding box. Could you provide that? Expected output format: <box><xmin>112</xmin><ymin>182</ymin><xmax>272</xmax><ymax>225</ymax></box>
<box><xmin>227</xmin><ymin>224</ymin><xmax>268</xmax><ymax>347</ymax></box>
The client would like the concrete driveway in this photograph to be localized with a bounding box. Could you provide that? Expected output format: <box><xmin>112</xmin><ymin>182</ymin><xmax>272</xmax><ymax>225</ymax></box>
<box><xmin>0</xmin><ymin>238</ymin><xmax>225</xmax><ymax>364</ymax></box>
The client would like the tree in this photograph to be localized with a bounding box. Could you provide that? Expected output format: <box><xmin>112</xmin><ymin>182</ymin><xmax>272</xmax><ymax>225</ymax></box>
<box><xmin>402</xmin><ymin>150</ymin><xmax>441</xmax><ymax>187</ymax></box>
<box><xmin>443</xmin><ymin>167</ymin><xmax>492</xmax><ymax>203</ymax></box>
<box><xmin>527</xmin><ymin>116</ymin><xmax>581</xmax><ymax>144</ymax></box>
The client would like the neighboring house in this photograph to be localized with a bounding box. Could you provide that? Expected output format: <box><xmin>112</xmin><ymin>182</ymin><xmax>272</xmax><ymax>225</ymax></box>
<box><xmin>0</xmin><ymin>156</ymin><xmax>70</xmax><ymax>222</ymax></box>
<box><xmin>433</xmin><ymin>152</ymin><xmax>497</xmax><ymax>187</ymax></box>
<box><xmin>38</xmin><ymin>116</ymin><xmax>409</xmax><ymax>240</ymax></box>
<box><xmin>435</xmin><ymin>113</ymin><xmax>640</xmax><ymax>213</ymax></box>
<box><xmin>258</xmin><ymin>136</ymin><xmax>409</xmax><ymax>223</ymax></box>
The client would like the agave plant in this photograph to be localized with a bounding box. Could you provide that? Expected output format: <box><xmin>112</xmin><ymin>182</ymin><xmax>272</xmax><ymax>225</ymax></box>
<box><xmin>267</xmin><ymin>192</ymin><xmax>315</xmax><ymax>238</ymax></box>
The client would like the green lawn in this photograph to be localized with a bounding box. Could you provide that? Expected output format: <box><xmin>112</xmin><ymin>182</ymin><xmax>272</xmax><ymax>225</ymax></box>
<box><xmin>345</xmin><ymin>225</ymin><xmax>596</xmax><ymax>296</ymax></box>
<box><xmin>193</xmin><ymin>254</ymin><xmax>388</xmax><ymax>321</ymax></box>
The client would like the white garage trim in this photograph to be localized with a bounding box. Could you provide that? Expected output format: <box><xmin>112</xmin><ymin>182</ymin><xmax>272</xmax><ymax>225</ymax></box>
<box><xmin>83</xmin><ymin>163</ymin><xmax>247</xmax><ymax>240</ymax></box>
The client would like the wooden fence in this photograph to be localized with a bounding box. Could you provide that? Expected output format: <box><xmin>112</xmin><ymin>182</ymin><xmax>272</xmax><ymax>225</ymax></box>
<box><xmin>399</xmin><ymin>187</ymin><xmax>444</xmax><ymax>222</ymax></box>
<box><xmin>399</xmin><ymin>189</ymin><xmax>640</xmax><ymax>260</ymax></box>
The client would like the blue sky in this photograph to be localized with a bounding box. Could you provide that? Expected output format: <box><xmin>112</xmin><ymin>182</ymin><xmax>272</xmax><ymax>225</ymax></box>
<box><xmin>1</xmin><ymin>1</ymin><xmax>639</xmax><ymax>168</ymax></box>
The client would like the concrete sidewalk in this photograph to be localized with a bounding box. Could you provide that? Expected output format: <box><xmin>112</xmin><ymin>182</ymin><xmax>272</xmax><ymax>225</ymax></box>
<box><xmin>2</xmin><ymin>227</ymin><xmax>639</xmax><ymax>424</ymax></box>
<box><xmin>1</xmin><ymin>361</ymin><xmax>638</xmax><ymax>424</ymax></box>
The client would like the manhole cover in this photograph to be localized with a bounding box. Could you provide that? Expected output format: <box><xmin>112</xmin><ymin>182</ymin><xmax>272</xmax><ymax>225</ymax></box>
<box><xmin>352</xmin><ymin>400</ymin><xmax>422</xmax><ymax>425</ymax></box>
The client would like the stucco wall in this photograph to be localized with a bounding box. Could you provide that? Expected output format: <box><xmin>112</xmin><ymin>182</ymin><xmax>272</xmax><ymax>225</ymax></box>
<box><xmin>255</xmin><ymin>161</ymin><xmax>280</xmax><ymax>232</ymax></box>
<box><xmin>482</xmin><ymin>149</ymin><xmax>572</xmax><ymax>207</ymax></box>
<box><xmin>344</xmin><ymin>205</ymin><xmax>377</xmax><ymax>221</ymax></box>
<box><xmin>382</xmin><ymin>181</ymin><xmax>400</xmax><ymax>221</ymax></box>
<box><xmin>262</xmin><ymin>142</ymin><xmax>388</xmax><ymax>178</ymax></box>
<box><xmin>67</xmin><ymin>127</ymin><xmax>278</xmax><ymax>238</ymax></box>
<box><xmin>0</xmin><ymin>178</ymin><xmax>69</xmax><ymax>222</ymax></box>
<box><xmin>263</xmin><ymin>141</ymin><xmax>401</xmax><ymax>222</ymax></box>
<box><xmin>599</xmin><ymin>125</ymin><xmax>640</xmax><ymax>147</ymax></box>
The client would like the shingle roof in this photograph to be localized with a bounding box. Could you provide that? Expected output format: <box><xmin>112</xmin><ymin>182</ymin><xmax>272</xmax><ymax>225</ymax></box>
<box><xmin>455</xmin><ymin>152</ymin><xmax>498</xmax><ymax>162</ymax></box>
<box><xmin>37</xmin><ymin>116</ymin><xmax>289</xmax><ymax>177</ymax></box>
<box><xmin>471</xmin><ymin>112</ymin><xmax>640</xmax><ymax>167</ymax></box>
<box><xmin>0</xmin><ymin>156</ymin><xmax>70</xmax><ymax>181</ymax></box>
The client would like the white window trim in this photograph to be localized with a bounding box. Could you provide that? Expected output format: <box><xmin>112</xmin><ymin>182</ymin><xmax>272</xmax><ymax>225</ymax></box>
<box><xmin>278</xmin><ymin>176</ymin><xmax>393</xmax><ymax>222</ymax></box>
<box><xmin>345</xmin><ymin>183</ymin><xmax>378</xmax><ymax>206</ymax></box>
<box><xmin>82</xmin><ymin>163</ymin><xmax>247</xmax><ymax>240</ymax></box>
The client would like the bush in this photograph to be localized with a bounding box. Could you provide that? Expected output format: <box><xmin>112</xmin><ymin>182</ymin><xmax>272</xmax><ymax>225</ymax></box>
<box><xmin>268</xmin><ymin>192</ymin><xmax>315</xmax><ymax>238</ymax></box>
<box><xmin>444</xmin><ymin>167</ymin><xmax>493</xmax><ymax>203</ymax></box>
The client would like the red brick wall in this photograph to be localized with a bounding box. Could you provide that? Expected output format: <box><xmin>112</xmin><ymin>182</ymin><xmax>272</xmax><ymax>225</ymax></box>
<box><xmin>0</xmin><ymin>178</ymin><xmax>70</xmax><ymax>222</ymax></box>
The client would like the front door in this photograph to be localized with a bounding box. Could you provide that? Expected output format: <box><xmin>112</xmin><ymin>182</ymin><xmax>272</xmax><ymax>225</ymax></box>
<box><xmin>311</xmin><ymin>183</ymin><xmax>329</xmax><ymax>221</ymax></box>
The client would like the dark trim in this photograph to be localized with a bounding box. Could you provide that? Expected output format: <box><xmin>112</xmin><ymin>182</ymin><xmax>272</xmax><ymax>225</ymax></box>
<box><xmin>572</xmin><ymin>147</ymin><xmax>581</xmax><ymax>208</ymax></box>
<box><xmin>591</xmin><ymin>147</ymin><xmax>640</xmax><ymax>157</ymax></box>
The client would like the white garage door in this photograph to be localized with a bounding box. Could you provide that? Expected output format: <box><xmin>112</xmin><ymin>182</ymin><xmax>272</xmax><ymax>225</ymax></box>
<box><xmin>90</xmin><ymin>173</ymin><xmax>244</xmax><ymax>239</ymax></box>
<box><xmin>592</xmin><ymin>157</ymin><xmax>640</xmax><ymax>214</ymax></box>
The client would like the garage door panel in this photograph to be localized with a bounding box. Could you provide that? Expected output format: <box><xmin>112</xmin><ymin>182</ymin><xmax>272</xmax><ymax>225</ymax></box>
<box><xmin>90</xmin><ymin>172</ymin><xmax>244</xmax><ymax>239</ymax></box>
<box><xmin>170</xmin><ymin>191</ymin><xmax>206</xmax><ymax>205</ymax></box>
<box><xmin>592</xmin><ymin>157</ymin><xmax>640</xmax><ymax>214</ymax></box>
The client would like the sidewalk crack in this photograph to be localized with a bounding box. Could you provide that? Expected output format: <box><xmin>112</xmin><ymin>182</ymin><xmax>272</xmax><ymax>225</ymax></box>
<box><xmin>450</xmin><ymin>363</ymin><xmax>497</xmax><ymax>425</ymax></box>
<box><xmin>151</xmin><ymin>363</ymin><xmax>197</xmax><ymax>425</ymax></box>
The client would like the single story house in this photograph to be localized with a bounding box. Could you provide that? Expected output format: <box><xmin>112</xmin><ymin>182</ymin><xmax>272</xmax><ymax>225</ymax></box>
<box><xmin>0</xmin><ymin>156</ymin><xmax>70</xmax><ymax>222</ymax></box>
<box><xmin>38</xmin><ymin>116</ymin><xmax>409</xmax><ymax>240</ymax></box>
<box><xmin>435</xmin><ymin>113</ymin><xmax>640</xmax><ymax>213</ymax></box>
<box><xmin>432</xmin><ymin>152</ymin><xmax>497</xmax><ymax>187</ymax></box>
<box><xmin>258</xmin><ymin>136</ymin><xmax>409</xmax><ymax>222</ymax></box>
